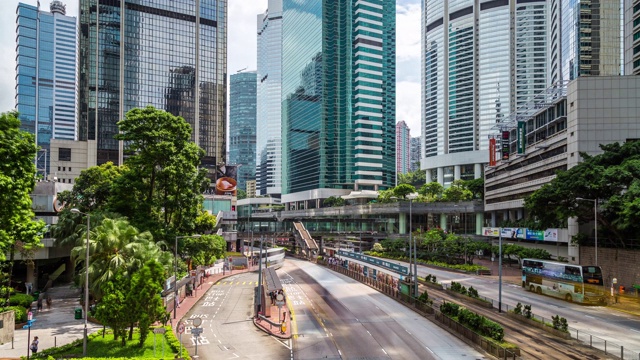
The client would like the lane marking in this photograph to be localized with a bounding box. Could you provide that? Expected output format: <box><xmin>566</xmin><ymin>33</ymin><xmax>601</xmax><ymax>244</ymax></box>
<box><xmin>382</xmin><ymin>349</ymin><xmax>387</xmax><ymax>355</ymax></box>
<box><xmin>630</xmin><ymin>328</ymin><xmax>640</xmax><ymax>334</ymax></box>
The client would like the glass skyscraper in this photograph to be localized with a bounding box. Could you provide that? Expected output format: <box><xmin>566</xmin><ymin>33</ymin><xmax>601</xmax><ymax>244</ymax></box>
<box><xmin>78</xmin><ymin>0</ymin><xmax>227</xmax><ymax>166</ymax></box>
<box><xmin>422</xmin><ymin>0</ymin><xmax>548</xmax><ymax>186</ymax></box>
<box><xmin>278</xmin><ymin>0</ymin><xmax>396</xmax><ymax>199</ymax></box>
<box><xmin>256</xmin><ymin>0</ymin><xmax>283</xmax><ymax>196</ymax></box>
<box><xmin>229</xmin><ymin>71</ymin><xmax>257</xmax><ymax>192</ymax></box>
<box><xmin>16</xmin><ymin>1</ymin><xmax>77</xmax><ymax>177</ymax></box>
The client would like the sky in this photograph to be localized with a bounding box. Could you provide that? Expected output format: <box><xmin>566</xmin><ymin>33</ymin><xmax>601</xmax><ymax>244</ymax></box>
<box><xmin>0</xmin><ymin>0</ymin><xmax>421</xmax><ymax>137</ymax></box>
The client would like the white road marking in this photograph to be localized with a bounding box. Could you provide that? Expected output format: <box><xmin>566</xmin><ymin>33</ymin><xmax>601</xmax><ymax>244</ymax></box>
<box><xmin>367</xmin><ymin>330</ymin><xmax>372</xmax><ymax>336</ymax></box>
<box><xmin>425</xmin><ymin>346</ymin><xmax>434</xmax><ymax>354</ymax></box>
<box><xmin>630</xmin><ymin>328</ymin><xmax>640</xmax><ymax>334</ymax></box>
<box><xmin>382</xmin><ymin>349</ymin><xmax>387</xmax><ymax>355</ymax></box>
<box><xmin>338</xmin><ymin>350</ymin><xmax>342</xmax><ymax>356</ymax></box>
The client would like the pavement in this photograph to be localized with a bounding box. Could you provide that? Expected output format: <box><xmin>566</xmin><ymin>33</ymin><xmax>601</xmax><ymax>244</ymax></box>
<box><xmin>0</xmin><ymin>263</ymin><xmax>290</xmax><ymax>359</ymax></box>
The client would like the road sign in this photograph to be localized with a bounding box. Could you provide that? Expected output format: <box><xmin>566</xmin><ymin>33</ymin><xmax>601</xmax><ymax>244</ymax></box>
<box><xmin>192</xmin><ymin>317</ymin><xmax>202</xmax><ymax>327</ymax></box>
<box><xmin>191</xmin><ymin>327</ymin><xmax>203</xmax><ymax>336</ymax></box>
<box><xmin>153</xmin><ymin>327</ymin><xmax>166</xmax><ymax>334</ymax></box>
<box><xmin>28</xmin><ymin>311</ymin><xmax>32</xmax><ymax>321</ymax></box>
<box><xmin>276</xmin><ymin>294</ymin><xmax>284</xmax><ymax>301</ymax></box>
<box><xmin>177</xmin><ymin>322</ymin><xmax>185</xmax><ymax>334</ymax></box>
<box><xmin>275</xmin><ymin>300</ymin><xmax>285</xmax><ymax>308</ymax></box>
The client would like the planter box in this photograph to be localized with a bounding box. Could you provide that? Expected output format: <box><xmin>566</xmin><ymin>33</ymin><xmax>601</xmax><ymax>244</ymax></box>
<box><xmin>506</xmin><ymin>312</ymin><xmax>571</xmax><ymax>340</ymax></box>
<box><xmin>419</xmin><ymin>280</ymin><xmax>444</xmax><ymax>290</ymax></box>
<box><xmin>447</xmin><ymin>291</ymin><xmax>493</xmax><ymax>308</ymax></box>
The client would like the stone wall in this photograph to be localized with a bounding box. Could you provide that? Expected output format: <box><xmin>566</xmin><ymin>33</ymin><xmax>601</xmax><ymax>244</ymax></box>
<box><xmin>580</xmin><ymin>247</ymin><xmax>640</xmax><ymax>290</ymax></box>
<box><xmin>0</xmin><ymin>310</ymin><xmax>15</xmax><ymax>345</ymax></box>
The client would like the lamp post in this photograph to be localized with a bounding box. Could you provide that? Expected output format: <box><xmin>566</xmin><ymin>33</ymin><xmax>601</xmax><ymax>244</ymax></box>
<box><xmin>70</xmin><ymin>208</ymin><xmax>90</xmax><ymax>356</ymax></box>
<box><xmin>255</xmin><ymin>236</ymin><xmax>264</xmax><ymax>317</ymax></box>
<box><xmin>174</xmin><ymin>234</ymin><xmax>201</xmax><ymax>319</ymax></box>
<box><xmin>576</xmin><ymin>197</ymin><xmax>598</xmax><ymax>266</ymax></box>
<box><xmin>498</xmin><ymin>227</ymin><xmax>503</xmax><ymax>313</ymax></box>
<box><xmin>407</xmin><ymin>193</ymin><xmax>419</xmax><ymax>297</ymax></box>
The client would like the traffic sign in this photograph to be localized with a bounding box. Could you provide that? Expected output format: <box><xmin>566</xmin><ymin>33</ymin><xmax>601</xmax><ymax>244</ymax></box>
<box><xmin>191</xmin><ymin>327</ymin><xmax>203</xmax><ymax>336</ymax></box>
<box><xmin>153</xmin><ymin>327</ymin><xmax>166</xmax><ymax>334</ymax></box>
<box><xmin>177</xmin><ymin>322</ymin><xmax>185</xmax><ymax>334</ymax></box>
<box><xmin>192</xmin><ymin>317</ymin><xmax>202</xmax><ymax>327</ymax></box>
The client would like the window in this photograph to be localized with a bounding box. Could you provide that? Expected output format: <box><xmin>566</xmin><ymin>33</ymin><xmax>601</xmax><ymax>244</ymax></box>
<box><xmin>58</xmin><ymin>148</ymin><xmax>71</xmax><ymax>161</ymax></box>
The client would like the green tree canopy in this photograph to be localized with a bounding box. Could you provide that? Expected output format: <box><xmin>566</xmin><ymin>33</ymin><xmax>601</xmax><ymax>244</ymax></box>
<box><xmin>419</xmin><ymin>182</ymin><xmax>444</xmax><ymax>201</ymax></box>
<box><xmin>182</xmin><ymin>234</ymin><xmax>226</xmax><ymax>267</ymax></box>
<box><xmin>393</xmin><ymin>184</ymin><xmax>417</xmax><ymax>199</ymax></box>
<box><xmin>442</xmin><ymin>180</ymin><xmax>473</xmax><ymax>202</ymax></box>
<box><xmin>524</xmin><ymin>141</ymin><xmax>640</xmax><ymax>247</ymax></box>
<box><xmin>323</xmin><ymin>196</ymin><xmax>345</xmax><ymax>207</ymax></box>
<box><xmin>397</xmin><ymin>169</ymin><xmax>426</xmax><ymax>188</ymax></box>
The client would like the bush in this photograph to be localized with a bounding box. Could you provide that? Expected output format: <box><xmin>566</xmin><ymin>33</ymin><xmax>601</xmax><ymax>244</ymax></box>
<box><xmin>524</xmin><ymin>304</ymin><xmax>532</xmax><ymax>319</ymax></box>
<box><xmin>9</xmin><ymin>293</ymin><xmax>34</xmax><ymax>309</ymax></box>
<box><xmin>450</xmin><ymin>281</ymin><xmax>468</xmax><ymax>296</ymax></box>
<box><xmin>440</xmin><ymin>302</ymin><xmax>460</xmax><ymax>317</ymax></box>
<box><xmin>551</xmin><ymin>315</ymin><xmax>568</xmax><ymax>332</ymax></box>
<box><xmin>2</xmin><ymin>306</ymin><xmax>27</xmax><ymax>323</ymax></box>
<box><xmin>467</xmin><ymin>286</ymin><xmax>479</xmax><ymax>298</ymax></box>
<box><xmin>417</xmin><ymin>290</ymin><xmax>433</xmax><ymax>305</ymax></box>
<box><xmin>480</xmin><ymin>319</ymin><xmax>505</xmax><ymax>342</ymax></box>
<box><xmin>514</xmin><ymin>302</ymin><xmax>523</xmax><ymax>315</ymax></box>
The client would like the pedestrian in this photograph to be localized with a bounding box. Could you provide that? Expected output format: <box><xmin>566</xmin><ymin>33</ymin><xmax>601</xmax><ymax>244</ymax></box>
<box><xmin>37</xmin><ymin>297</ymin><xmax>43</xmax><ymax>313</ymax></box>
<box><xmin>30</xmin><ymin>336</ymin><xmax>39</xmax><ymax>354</ymax></box>
<box><xmin>46</xmin><ymin>295</ymin><xmax>52</xmax><ymax>310</ymax></box>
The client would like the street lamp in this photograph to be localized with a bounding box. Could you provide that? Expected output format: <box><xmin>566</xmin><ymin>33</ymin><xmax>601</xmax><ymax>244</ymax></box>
<box><xmin>407</xmin><ymin>193</ymin><xmax>419</xmax><ymax>297</ymax></box>
<box><xmin>498</xmin><ymin>227</ymin><xmax>503</xmax><ymax>313</ymax></box>
<box><xmin>576</xmin><ymin>197</ymin><xmax>598</xmax><ymax>266</ymax></box>
<box><xmin>70</xmin><ymin>208</ymin><xmax>90</xmax><ymax>356</ymax></box>
<box><xmin>174</xmin><ymin>234</ymin><xmax>201</xmax><ymax>319</ymax></box>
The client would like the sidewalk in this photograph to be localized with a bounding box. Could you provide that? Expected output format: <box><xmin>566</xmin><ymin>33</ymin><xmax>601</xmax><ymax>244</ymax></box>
<box><xmin>253</xmin><ymin>297</ymin><xmax>292</xmax><ymax>339</ymax></box>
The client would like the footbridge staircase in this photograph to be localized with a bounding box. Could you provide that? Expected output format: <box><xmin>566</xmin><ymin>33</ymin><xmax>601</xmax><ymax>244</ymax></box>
<box><xmin>293</xmin><ymin>222</ymin><xmax>318</xmax><ymax>259</ymax></box>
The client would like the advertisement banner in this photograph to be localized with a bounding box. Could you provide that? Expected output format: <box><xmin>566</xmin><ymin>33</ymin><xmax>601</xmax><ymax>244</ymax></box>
<box><xmin>543</xmin><ymin>229</ymin><xmax>558</xmax><ymax>241</ymax></box>
<box><xmin>517</xmin><ymin>121</ymin><xmax>526</xmax><ymax>154</ymax></box>
<box><xmin>215</xmin><ymin>165</ymin><xmax>238</xmax><ymax>195</ymax></box>
<box><xmin>526</xmin><ymin>229</ymin><xmax>545</xmax><ymax>241</ymax></box>
<box><xmin>501</xmin><ymin>227</ymin><xmax>525</xmax><ymax>239</ymax></box>
<box><xmin>501</xmin><ymin>131</ymin><xmax>510</xmax><ymax>160</ymax></box>
<box><xmin>482</xmin><ymin>227</ymin><xmax>500</xmax><ymax>236</ymax></box>
<box><xmin>489</xmin><ymin>138</ymin><xmax>496</xmax><ymax>166</ymax></box>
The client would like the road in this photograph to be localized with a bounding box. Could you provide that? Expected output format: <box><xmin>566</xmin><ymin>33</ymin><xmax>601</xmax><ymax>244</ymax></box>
<box><xmin>281</xmin><ymin>259</ymin><xmax>489</xmax><ymax>359</ymax></box>
<box><xmin>410</xmin><ymin>261</ymin><xmax>640</xmax><ymax>354</ymax></box>
<box><xmin>180</xmin><ymin>272</ymin><xmax>290</xmax><ymax>360</ymax></box>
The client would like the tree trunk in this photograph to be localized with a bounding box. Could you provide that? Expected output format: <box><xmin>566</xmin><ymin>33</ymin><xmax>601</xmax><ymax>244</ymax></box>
<box><xmin>129</xmin><ymin>323</ymin><xmax>134</xmax><ymax>340</ymax></box>
<box><xmin>6</xmin><ymin>245</ymin><xmax>16</xmax><ymax>306</ymax></box>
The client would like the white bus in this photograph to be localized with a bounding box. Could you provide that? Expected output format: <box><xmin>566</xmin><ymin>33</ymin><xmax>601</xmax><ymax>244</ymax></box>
<box><xmin>522</xmin><ymin>259</ymin><xmax>606</xmax><ymax>304</ymax></box>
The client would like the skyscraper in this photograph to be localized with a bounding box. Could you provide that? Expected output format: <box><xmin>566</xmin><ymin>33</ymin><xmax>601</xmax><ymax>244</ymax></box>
<box><xmin>16</xmin><ymin>1</ymin><xmax>77</xmax><ymax>177</ymax></box>
<box><xmin>78</xmin><ymin>0</ymin><xmax>227</xmax><ymax>166</ymax></box>
<box><xmin>410</xmin><ymin>136</ymin><xmax>420</xmax><ymax>172</ymax></box>
<box><xmin>256</xmin><ymin>0</ymin><xmax>283</xmax><ymax>196</ymax></box>
<box><xmin>624</xmin><ymin>0</ymin><xmax>639</xmax><ymax>75</ymax></box>
<box><xmin>422</xmin><ymin>0</ymin><xmax>548</xmax><ymax>186</ymax></box>
<box><xmin>229</xmin><ymin>71</ymin><xmax>257</xmax><ymax>192</ymax></box>
<box><xmin>279</xmin><ymin>0</ymin><xmax>396</xmax><ymax>202</ymax></box>
<box><xmin>396</xmin><ymin>121</ymin><xmax>411</xmax><ymax>175</ymax></box>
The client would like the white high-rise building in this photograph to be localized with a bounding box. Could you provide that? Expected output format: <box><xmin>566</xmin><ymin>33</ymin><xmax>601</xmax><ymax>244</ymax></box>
<box><xmin>256</xmin><ymin>0</ymin><xmax>283</xmax><ymax>196</ymax></box>
<box><xmin>421</xmin><ymin>0</ymin><xmax>548</xmax><ymax>186</ymax></box>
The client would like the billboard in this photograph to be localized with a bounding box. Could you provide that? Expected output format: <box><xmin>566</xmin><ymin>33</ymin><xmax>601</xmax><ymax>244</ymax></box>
<box><xmin>215</xmin><ymin>165</ymin><xmax>237</xmax><ymax>195</ymax></box>
<box><xmin>501</xmin><ymin>131</ymin><xmax>510</xmax><ymax>160</ymax></box>
<box><xmin>489</xmin><ymin>138</ymin><xmax>497</xmax><ymax>166</ymax></box>
<box><xmin>517</xmin><ymin>121</ymin><xmax>526</xmax><ymax>154</ymax></box>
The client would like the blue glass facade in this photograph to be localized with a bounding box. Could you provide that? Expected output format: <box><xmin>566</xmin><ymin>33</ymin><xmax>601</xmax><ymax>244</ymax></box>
<box><xmin>16</xmin><ymin>1</ymin><xmax>77</xmax><ymax>177</ymax></box>
<box><xmin>229</xmin><ymin>71</ymin><xmax>257</xmax><ymax>192</ymax></box>
<box><xmin>79</xmin><ymin>0</ymin><xmax>227</xmax><ymax>165</ymax></box>
<box><xmin>280</xmin><ymin>0</ymin><xmax>396</xmax><ymax>194</ymax></box>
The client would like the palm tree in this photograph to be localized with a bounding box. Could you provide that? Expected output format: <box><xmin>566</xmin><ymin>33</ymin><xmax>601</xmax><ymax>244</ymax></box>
<box><xmin>71</xmin><ymin>218</ymin><xmax>171</xmax><ymax>301</ymax></box>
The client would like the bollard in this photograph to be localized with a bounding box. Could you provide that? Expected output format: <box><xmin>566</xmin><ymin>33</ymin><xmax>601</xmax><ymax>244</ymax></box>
<box><xmin>55</xmin><ymin>336</ymin><xmax>57</xmax><ymax>347</ymax></box>
<box><xmin>621</xmin><ymin>346</ymin><xmax>623</xmax><ymax>359</ymax></box>
<box><xmin>605</xmin><ymin>340</ymin><xmax>607</xmax><ymax>354</ymax></box>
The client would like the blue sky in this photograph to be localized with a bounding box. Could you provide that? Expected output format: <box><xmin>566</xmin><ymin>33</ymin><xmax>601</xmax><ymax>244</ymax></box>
<box><xmin>1</xmin><ymin>0</ymin><xmax>421</xmax><ymax>137</ymax></box>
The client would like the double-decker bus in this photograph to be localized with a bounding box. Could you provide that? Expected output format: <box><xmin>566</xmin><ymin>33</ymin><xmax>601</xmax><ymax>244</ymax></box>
<box><xmin>522</xmin><ymin>259</ymin><xmax>606</xmax><ymax>304</ymax></box>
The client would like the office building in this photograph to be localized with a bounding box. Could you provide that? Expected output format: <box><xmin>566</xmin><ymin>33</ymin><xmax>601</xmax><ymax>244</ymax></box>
<box><xmin>256</xmin><ymin>0</ymin><xmax>283</xmax><ymax>196</ymax></box>
<box><xmin>410</xmin><ymin>136</ymin><xmax>420</xmax><ymax>172</ymax></box>
<box><xmin>421</xmin><ymin>0</ymin><xmax>549</xmax><ymax>186</ymax></box>
<box><xmin>78</xmin><ymin>0</ymin><xmax>227</xmax><ymax>166</ymax></box>
<box><xmin>229</xmin><ymin>71</ymin><xmax>257</xmax><ymax>192</ymax></box>
<box><xmin>396</xmin><ymin>121</ymin><xmax>411</xmax><ymax>175</ymax></box>
<box><xmin>279</xmin><ymin>0</ymin><xmax>396</xmax><ymax>209</ymax></box>
<box><xmin>625</xmin><ymin>0</ymin><xmax>640</xmax><ymax>75</ymax></box>
<box><xmin>16</xmin><ymin>1</ymin><xmax>77</xmax><ymax>178</ymax></box>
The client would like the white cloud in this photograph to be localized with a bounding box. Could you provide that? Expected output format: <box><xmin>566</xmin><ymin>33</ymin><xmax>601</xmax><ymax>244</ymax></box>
<box><xmin>228</xmin><ymin>1</ymin><xmax>268</xmax><ymax>74</ymax></box>
<box><xmin>396</xmin><ymin>2</ymin><xmax>421</xmax><ymax>64</ymax></box>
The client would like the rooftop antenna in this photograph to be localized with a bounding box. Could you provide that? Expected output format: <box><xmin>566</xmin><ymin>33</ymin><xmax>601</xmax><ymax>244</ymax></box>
<box><xmin>237</xmin><ymin>67</ymin><xmax>247</xmax><ymax>73</ymax></box>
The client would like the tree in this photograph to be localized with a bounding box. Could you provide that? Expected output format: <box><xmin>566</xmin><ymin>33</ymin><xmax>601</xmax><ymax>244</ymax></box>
<box><xmin>194</xmin><ymin>210</ymin><xmax>217</xmax><ymax>235</ymax></box>
<box><xmin>63</xmin><ymin>162</ymin><xmax>122</xmax><ymax>212</ymax></box>
<box><xmin>95</xmin><ymin>270</ymin><xmax>130</xmax><ymax>344</ymax></box>
<box><xmin>442</xmin><ymin>180</ymin><xmax>473</xmax><ymax>202</ymax></box>
<box><xmin>397</xmin><ymin>169</ymin><xmax>426</xmax><ymax>187</ymax></box>
<box><xmin>111</xmin><ymin>106</ymin><xmax>209</xmax><ymax>243</ymax></box>
<box><xmin>525</xmin><ymin>141</ymin><xmax>640</xmax><ymax>247</ymax></box>
<box><xmin>237</xmin><ymin>189</ymin><xmax>247</xmax><ymax>200</ymax></box>
<box><xmin>372</xmin><ymin>242</ymin><xmax>384</xmax><ymax>252</ymax></box>
<box><xmin>129</xmin><ymin>260</ymin><xmax>166</xmax><ymax>346</ymax></box>
<box><xmin>419</xmin><ymin>182</ymin><xmax>444</xmax><ymax>201</ymax></box>
<box><xmin>324</xmin><ymin>196</ymin><xmax>345</xmax><ymax>207</ymax></box>
<box><xmin>183</xmin><ymin>234</ymin><xmax>226</xmax><ymax>267</ymax></box>
<box><xmin>464</xmin><ymin>178</ymin><xmax>485</xmax><ymax>200</ymax></box>
<box><xmin>0</xmin><ymin>111</ymin><xmax>45</xmax><ymax>303</ymax></box>
<box><xmin>393</xmin><ymin>184</ymin><xmax>417</xmax><ymax>199</ymax></box>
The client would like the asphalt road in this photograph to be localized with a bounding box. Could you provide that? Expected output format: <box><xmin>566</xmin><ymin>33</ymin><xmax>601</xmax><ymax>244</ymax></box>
<box><xmin>410</xmin><ymin>261</ymin><xmax>640</xmax><ymax>355</ymax></box>
<box><xmin>281</xmin><ymin>259</ymin><xmax>488</xmax><ymax>360</ymax></box>
<box><xmin>180</xmin><ymin>272</ymin><xmax>290</xmax><ymax>359</ymax></box>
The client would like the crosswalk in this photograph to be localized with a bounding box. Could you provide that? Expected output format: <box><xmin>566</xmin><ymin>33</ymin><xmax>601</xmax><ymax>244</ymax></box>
<box><xmin>215</xmin><ymin>281</ymin><xmax>258</xmax><ymax>286</ymax></box>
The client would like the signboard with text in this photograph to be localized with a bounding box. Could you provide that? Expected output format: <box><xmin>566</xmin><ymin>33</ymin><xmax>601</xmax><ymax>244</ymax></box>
<box><xmin>338</xmin><ymin>250</ymin><xmax>408</xmax><ymax>275</ymax></box>
<box><xmin>517</xmin><ymin>121</ymin><xmax>526</xmax><ymax>154</ymax></box>
<box><xmin>482</xmin><ymin>227</ymin><xmax>560</xmax><ymax>242</ymax></box>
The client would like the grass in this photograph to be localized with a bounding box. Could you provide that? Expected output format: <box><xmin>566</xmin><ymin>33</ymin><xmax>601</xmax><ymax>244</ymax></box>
<box><xmin>35</xmin><ymin>328</ymin><xmax>183</xmax><ymax>359</ymax></box>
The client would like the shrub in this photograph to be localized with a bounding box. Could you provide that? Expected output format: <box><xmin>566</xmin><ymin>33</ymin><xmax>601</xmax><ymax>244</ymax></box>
<box><xmin>417</xmin><ymin>290</ymin><xmax>433</xmax><ymax>305</ymax></box>
<box><xmin>551</xmin><ymin>315</ymin><xmax>568</xmax><ymax>332</ymax></box>
<box><xmin>514</xmin><ymin>302</ymin><xmax>523</xmax><ymax>315</ymax></box>
<box><xmin>458</xmin><ymin>308</ymin><xmax>482</xmax><ymax>330</ymax></box>
<box><xmin>523</xmin><ymin>304</ymin><xmax>532</xmax><ymax>319</ymax></box>
<box><xmin>2</xmin><ymin>306</ymin><xmax>27</xmax><ymax>323</ymax></box>
<box><xmin>9</xmin><ymin>293</ymin><xmax>34</xmax><ymax>309</ymax></box>
<box><xmin>450</xmin><ymin>281</ymin><xmax>468</xmax><ymax>296</ymax></box>
<box><xmin>467</xmin><ymin>286</ymin><xmax>479</xmax><ymax>298</ymax></box>
<box><xmin>480</xmin><ymin>318</ymin><xmax>505</xmax><ymax>342</ymax></box>
<box><xmin>440</xmin><ymin>302</ymin><xmax>460</xmax><ymax>317</ymax></box>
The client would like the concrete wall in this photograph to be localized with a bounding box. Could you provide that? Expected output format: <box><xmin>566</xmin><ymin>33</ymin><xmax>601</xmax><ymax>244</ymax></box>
<box><xmin>0</xmin><ymin>310</ymin><xmax>15</xmax><ymax>345</ymax></box>
<box><xmin>580</xmin><ymin>246</ymin><xmax>640</xmax><ymax>291</ymax></box>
